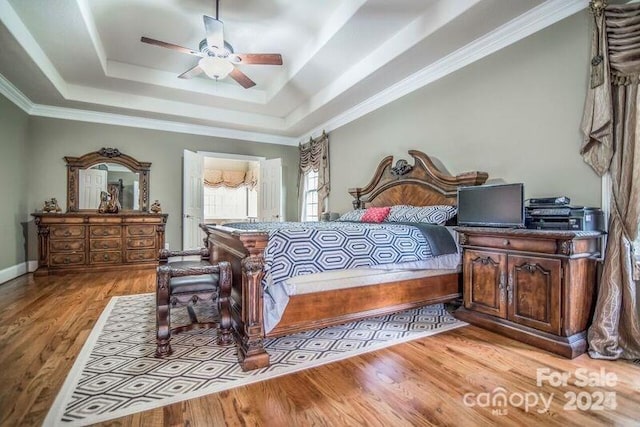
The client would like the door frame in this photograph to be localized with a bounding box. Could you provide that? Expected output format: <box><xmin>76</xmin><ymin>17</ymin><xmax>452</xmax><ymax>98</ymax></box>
<box><xmin>198</xmin><ymin>151</ymin><xmax>265</xmax><ymax>163</ymax></box>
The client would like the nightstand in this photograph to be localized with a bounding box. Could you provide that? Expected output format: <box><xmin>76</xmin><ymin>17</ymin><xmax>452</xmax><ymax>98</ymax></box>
<box><xmin>454</xmin><ymin>227</ymin><xmax>602</xmax><ymax>358</ymax></box>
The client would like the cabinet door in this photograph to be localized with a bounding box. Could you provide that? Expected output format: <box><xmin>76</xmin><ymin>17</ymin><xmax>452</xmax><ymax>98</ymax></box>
<box><xmin>507</xmin><ymin>255</ymin><xmax>561</xmax><ymax>334</ymax></box>
<box><xmin>463</xmin><ymin>249</ymin><xmax>507</xmax><ymax>318</ymax></box>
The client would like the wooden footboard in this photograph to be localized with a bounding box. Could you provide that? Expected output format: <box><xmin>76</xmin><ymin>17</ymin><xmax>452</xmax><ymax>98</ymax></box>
<box><xmin>202</xmin><ymin>224</ymin><xmax>271</xmax><ymax>371</ymax></box>
<box><xmin>202</xmin><ymin>224</ymin><xmax>461</xmax><ymax>371</ymax></box>
<box><xmin>271</xmin><ymin>274</ymin><xmax>460</xmax><ymax>337</ymax></box>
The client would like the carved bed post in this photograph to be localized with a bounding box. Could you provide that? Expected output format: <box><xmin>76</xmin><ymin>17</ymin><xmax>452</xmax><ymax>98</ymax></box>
<box><xmin>155</xmin><ymin>265</ymin><xmax>172</xmax><ymax>357</ymax></box>
<box><xmin>237</xmin><ymin>233</ymin><xmax>270</xmax><ymax>371</ymax></box>
<box><xmin>217</xmin><ymin>256</ymin><xmax>234</xmax><ymax>346</ymax></box>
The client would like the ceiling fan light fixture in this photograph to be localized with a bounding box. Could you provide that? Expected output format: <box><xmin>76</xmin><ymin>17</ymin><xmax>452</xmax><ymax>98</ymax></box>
<box><xmin>198</xmin><ymin>56</ymin><xmax>234</xmax><ymax>80</ymax></box>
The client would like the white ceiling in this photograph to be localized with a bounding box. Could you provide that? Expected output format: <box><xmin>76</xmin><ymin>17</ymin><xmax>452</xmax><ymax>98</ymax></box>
<box><xmin>0</xmin><ymin>0</ymin><xmax>587</xmax><ymax>145</ymax></box>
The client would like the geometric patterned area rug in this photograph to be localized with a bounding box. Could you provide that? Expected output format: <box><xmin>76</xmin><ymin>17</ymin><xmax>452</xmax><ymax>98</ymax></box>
<box><xmin>44</xmin><ymin>293</ymin><xmax>466</xmax><ymax>426</ymax></box>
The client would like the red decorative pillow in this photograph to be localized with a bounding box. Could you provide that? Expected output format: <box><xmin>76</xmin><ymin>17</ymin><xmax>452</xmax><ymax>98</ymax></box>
<box><xmin>361</xmin><ymin>206</ymin><xmax>391</xmax><ymax>223</ymax></box>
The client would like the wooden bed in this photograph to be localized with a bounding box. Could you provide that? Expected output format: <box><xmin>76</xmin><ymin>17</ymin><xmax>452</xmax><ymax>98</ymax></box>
<box><xmin>203</xmin><ymin>150</ymin><xmax>488</xmax><ymax>371</ymax></box>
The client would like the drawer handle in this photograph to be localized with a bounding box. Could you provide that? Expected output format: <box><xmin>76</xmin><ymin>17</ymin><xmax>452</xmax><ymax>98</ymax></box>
<box><xmin>103</xmin><ymin>243</ymin><xmax>110</xmax><ymax>249</ymax></box>
<box><xmin>64</xmin><ymin>257</ymin><xmax>70</xmax><ymax>264</ymax></box>
<box><xmin>64</xmin><ymin>244</ymin><xmax>70</xmax><ymax>250</ymax></box>
<box><xmin>503</xmin><ymin>239</ymin><xmax>510</xmax><ymax>246</ymax></box>
<box><xmin>64</xmin><ymin>231</ymin><xmax>71</xmax><ymax>237</ymax></box>
<box><xmin>103</xmin><ymin>230</ymin><xmax>109</xmax><ymax>235</ymax></box>
<box><xmin>507</xmin><ymin>272</ymin><xmax>514</xmax><ymax>305</ymax></box>
<box><xmin>103</xmin><ymin>254</ymin><xmax>110</xmax><ymax>261</ymax></box>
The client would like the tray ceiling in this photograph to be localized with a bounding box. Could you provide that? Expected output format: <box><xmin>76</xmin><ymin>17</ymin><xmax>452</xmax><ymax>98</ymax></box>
<box><xmin>0</xmin><ymin>0</ymin><xmax>586</xmax><ymax>144</ymax></box>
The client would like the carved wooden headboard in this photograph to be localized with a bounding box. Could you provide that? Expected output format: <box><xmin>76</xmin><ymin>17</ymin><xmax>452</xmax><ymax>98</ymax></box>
<box><xmin>348</xmin><ymin>150</ymin><xmax>488</xmax><ymax>209</ymax></box>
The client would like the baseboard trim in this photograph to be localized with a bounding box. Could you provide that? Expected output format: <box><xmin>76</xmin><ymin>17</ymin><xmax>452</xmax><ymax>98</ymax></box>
<box><xmin>28</xmin><ymin>260</ymin><xmax>38</xmax><ymax>273</ymax></box>
<box><xmin>0</xmin><ymin>262</ymin><xmax>29</xmax><ymax>284</ymax></box>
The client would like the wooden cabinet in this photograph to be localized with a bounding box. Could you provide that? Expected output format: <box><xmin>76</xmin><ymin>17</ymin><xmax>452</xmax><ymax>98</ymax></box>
<box><xmin>32</xmin><ymin>212</ymin><xmax>168</xmax><ymax>275</ymax></box>
<box><xmin>455</xmin><ymin>227</ymin><xmax>602</xmax><ymax>358</ymax></box>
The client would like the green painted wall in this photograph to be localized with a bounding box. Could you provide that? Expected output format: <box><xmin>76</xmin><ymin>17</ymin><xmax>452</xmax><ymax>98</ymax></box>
<box><xmin>1</xmin><ymin>12</ymin><xmax>605</xmax><ymax>275</ymax></box>
<box><xmin>329</xmin><ymin>12</ymin><xmax>600</xmax><ymax>213</ymax></box>
<box><xmin>0</xmin><ymin>94</ymin><xmax>29</xmax><ymax>271</ymax></box>
<box><xmin>26</xmin><ymin>117</ymin><xmax>299</xmax><ymax>255</ymax></box>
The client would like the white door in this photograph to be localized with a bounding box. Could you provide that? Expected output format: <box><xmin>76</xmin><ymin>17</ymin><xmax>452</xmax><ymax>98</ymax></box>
<box><xmin>132</xmin><ymin>181</ymin><xmax>140</xmax><ymax>210</ymax></box>
<box><xmin>79</xmin><ymin>168</ymin><xmax>107</xmax><ymax>210</ymax></box>
<box><xmin>258</xmin><ymin>158</ymin><xmax>283</xmax><ymax>221</ymax></box>
<box><xmin>183</xmin><ymin>150</ymin><xmax>204</xmax><ymax>250</ymax></box>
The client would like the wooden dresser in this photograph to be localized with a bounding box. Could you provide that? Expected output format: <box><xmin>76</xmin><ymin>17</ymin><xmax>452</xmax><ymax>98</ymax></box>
<box><xmin>454</xmin><ymin>227</ymin><xmax>602</xmax><ymax>358</ymax></box>
<box><xmin>32</xmin><ymin>212</ymin><xmax>168</xmax><ymax>275</ymax></box>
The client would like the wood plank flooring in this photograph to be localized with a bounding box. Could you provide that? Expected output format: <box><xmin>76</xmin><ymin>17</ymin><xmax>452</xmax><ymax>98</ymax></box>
<box><xmin>0</xmin><ymin>270</ymin><xmax>638</xmax><ymax>426</ymax></box>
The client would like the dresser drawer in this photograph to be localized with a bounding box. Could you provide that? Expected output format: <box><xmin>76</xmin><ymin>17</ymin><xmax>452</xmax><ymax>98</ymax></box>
<box><xmin>126</xmin><ymin>249</ymin><xmax>157</xmax><ymax>263</ymax></box>
<box><xmin>50</xmin><ymin>253</ymin><xmax>85</xmax><ymax>266</ymax></box>
<box><xmin>90</xmin><ymin>226</ymin><xmax>122</xmax><ymax>238</ymax></box>
<box><xmin>91</xmin><ymin>239</ymin><xmax>122</xmax><ymax>251</ymax></box>
<box><xmin>50</xmin><ymin>225</ymin><xmax>85</xmax><ymax>239</ymax></box>
<box><xmin>126</xmin><ymin>237</ymin><xmax>156</xmax><ymax>249</ymax></box>
<box><xmin>50</xmin><ymin>239</ymin><xmax>85</xmax><ymax>253</ymax></box>
<box><xmin>127</xmin><ymin>225</ymin><xmax>156</xmax><ymax>237</ymax></box>
<box><xmin>90</xmin><ymin>251</ymin><xmax>122</xmax><ymax>264</ymax></box>
<box><xmin>464</xmin><ymin>235</ymin><xmax>557</xmax><ymax>254</ymax></box>
<box><xmin>33</xmin><ymin>212</ymin><xmax>167</xmax><ymax>276</ymax></box>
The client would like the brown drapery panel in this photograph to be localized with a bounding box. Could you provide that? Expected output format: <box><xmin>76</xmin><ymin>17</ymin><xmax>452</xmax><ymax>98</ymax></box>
<box><xmin>204</xmin><ymin>168</ymin><xmax>257</xmax><ymax>190</ymax></box>
<box><xmin>581</xmin><ymin>1</ymin><xmax>640</xmax><ymax>359</ymax></box>
<box><xmin>299</xmin><ymin>131</ymin><xmax>330</xmax><ymax>217</ymax></box>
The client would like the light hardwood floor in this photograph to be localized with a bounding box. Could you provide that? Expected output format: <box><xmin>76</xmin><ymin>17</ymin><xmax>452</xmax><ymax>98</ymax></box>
<box><xmin>0</xmin><ymin>270</ymin><xmax>638</xmax><ymax>426</ymax></box>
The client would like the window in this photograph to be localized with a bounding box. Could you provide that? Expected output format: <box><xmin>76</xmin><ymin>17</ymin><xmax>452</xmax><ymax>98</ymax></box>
<box><xmin>204</xmin><ymin>186</ymin><xmax>257</xmax><ymax>220</ymax></box>
<box><xmin>302</xmin><ymin>170</ymin><xmax>319</xmax><ymax>221</ymax></box>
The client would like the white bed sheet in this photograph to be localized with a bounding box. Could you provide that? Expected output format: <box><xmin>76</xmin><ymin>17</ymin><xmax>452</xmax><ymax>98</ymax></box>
<box><xmin>285</xmin><ymin>252</ymin><xmax>461</xmax><ymax>296</ymax></box>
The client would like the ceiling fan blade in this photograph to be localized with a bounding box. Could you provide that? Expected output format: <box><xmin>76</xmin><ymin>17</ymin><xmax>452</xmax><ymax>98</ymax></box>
<box><xmin>229</xmin><ymin>67</ymin><xmax>256</xmax><ymax>89</ymax></box>
<box><xmin>141</xmin><ymin>36</ymin><xmax>203</xmax><ymax>57</ymax></box>
<box><xmin>178</xmin><ymin>65</ymin><xmax>204</xmax><ymax>79</ymax></box>
<box><xmin>203</xmin><ymin>15</ymin><xmax>224</xmax><ymax>50</ymax></box>
<box><xmin>232</xmin><ymin>54</ymin><xmax>283</xmax><ymax>65</ymax></box>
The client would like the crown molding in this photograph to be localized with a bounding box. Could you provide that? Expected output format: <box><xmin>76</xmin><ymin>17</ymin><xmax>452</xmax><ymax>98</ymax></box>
<box><xmin>0</xmin><ymin>0</ymin><xmax>69</xmax><ymax>97</ymax></box>
<box><xmin>299</xmin><ymin>0</ymin><xmax>588</xmax><ymax>140</ymax></box>
<box><xmin>0</xmin><ymin>73</ymin><xmax>31</xmax><ymax>113</ymax></box>
<box><xmin>0</xmin><ymin>73</ymin><xmax>296</xmax><ymax>146</ymax></box>
<box><xmin>29</xmin><ymin>103</ymin><xmax>298</xmax><ymax>146</ymax></box>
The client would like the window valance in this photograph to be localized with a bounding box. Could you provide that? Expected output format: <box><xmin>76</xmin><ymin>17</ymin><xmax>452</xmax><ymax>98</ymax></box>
<box><xmin>298</xmin><ymin>131</ymin><xmax>330</xmax><ymax>216</ymax></box>
<box><xmin>204</xmin><ymin>168</ymin><xmax>257</xmax><ymax>190</ymax></box>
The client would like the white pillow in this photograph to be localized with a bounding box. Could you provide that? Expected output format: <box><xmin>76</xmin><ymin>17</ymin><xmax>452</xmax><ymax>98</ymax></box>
<box><xmin>337</xmin><ymin>209</ymin><xmax>366</xmax><ymax>221</ymax></box>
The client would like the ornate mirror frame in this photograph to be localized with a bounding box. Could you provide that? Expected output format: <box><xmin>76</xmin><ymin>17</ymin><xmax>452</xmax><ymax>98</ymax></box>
<box><xmin>65</xmin><ymin>147</ymin><xmax>151</xmax><ymax>212</ymax></box>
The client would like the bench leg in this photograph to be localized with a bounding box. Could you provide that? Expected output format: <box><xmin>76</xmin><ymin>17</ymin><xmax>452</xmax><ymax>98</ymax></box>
<box><xmin>156</xmin><ymin>268</ymin><xmax>173</xmax><ymax>357</ymax></box>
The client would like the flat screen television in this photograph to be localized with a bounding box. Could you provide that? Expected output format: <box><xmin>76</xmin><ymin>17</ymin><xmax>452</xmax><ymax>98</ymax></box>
<box><xmin>457</xmin><ymin>183</ymin><xmax>525</xmax><ymax>228</ymax></box>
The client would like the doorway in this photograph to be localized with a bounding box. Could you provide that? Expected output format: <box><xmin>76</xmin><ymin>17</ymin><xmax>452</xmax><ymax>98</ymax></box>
<box><xmin>182</xmin><ymin>151</ymin><xmax>283</xmax><ymax>250</ymax></box>
<box><xmin>203</xmin><ymin>157</ymin><xmax>260</xmax><ymax>225</ymax></box>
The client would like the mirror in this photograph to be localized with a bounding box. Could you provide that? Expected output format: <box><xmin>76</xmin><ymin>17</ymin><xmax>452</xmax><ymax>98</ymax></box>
<box><xmin>65</xmin><ymin>148</ymin><xmax>151</xmax><ymax>212</ymax></box>
<box><xmin>79</xmin><ymin>163</ymin><xmax>140</xmax><ymax>210</ymax></box>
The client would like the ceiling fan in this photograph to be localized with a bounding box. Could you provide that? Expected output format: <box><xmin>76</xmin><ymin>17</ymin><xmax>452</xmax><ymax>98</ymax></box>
<box><xmin>140</xmin><ymin>0</ymin><xmax>282</xmax><ymax>89</ymax></box>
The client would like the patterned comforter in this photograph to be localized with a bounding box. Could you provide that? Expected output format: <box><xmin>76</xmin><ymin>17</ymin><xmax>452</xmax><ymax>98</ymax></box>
<box><xmin>224</xmin><ymin>221</ymin><xmax>457</xmax><ymax>332</ymax></box>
